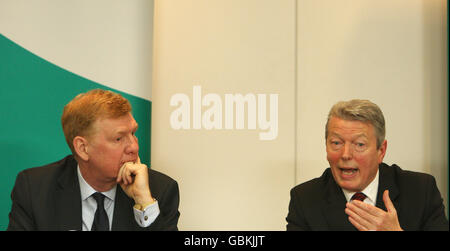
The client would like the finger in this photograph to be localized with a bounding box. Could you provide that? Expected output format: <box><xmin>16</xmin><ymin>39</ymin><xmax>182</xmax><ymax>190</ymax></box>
<box><xmin>125</xmin><ymin>164</ymin><xmax>136</xmax><ymax>184</ymax></box>
<box><xmin>347</xmin><ymin>201</ymin><xmax>383</xmax><ymax>228</ymax></box>
<box><xmin>117</xmin><ymin>164</ymin><xmax>125</xmax><ymax>183</ymax></box>
<box><xmin>345</xmin><ymin>203</ymin><xmax>366</xmax><ymax>220</ymax></box>
<box><xmin>124</xmin><ymin>162</ymin><xmax>137</xmax><ymax>184</ymax></box>
<box><xmin>383</xmin><ymin>190</ymin><xmax>396</xmax><ymax>213</ymax></box>
<box><xmin>122</xmin><ymin>165</ymin><xmax>129</xmax><ymax>185</ymax></box>
<box><xmin>118</xmin><ymin>180</ymin><xmax>126</xmax><ymax>193</ymax></box>
<box><xmin>350</xmin><ymin>200</ymin><xmax>384</xmax><ymax>218</ymax></box>
<box><xmin>348</xmin><ymin>215</ymin><xmax>368</xmax><ymax>231</ymax></box>
<box><xmin>126</xmin><ymin>166</ymin><xmax>134</xmax><ymax>184</ymax></box>
<box><xmin>136</xmin><ymin>156</ymin><xmax>141</xmax><ymax>164</ymax></box>
<box><xmin>126</xmin><ymin>162</ymin><xmax>141</xmax><ymax>184</ymax></box>
<box><xmin>345</xmin><ymin>205</ymin><xmax>372</xmax><ymax>230</ymax></box>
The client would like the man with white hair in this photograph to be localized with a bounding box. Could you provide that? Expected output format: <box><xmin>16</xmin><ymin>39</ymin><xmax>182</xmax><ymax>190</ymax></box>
<box><xmin>286</xmin><ymin>99</ymin><xmax>448</xmax><ymax>231</ymax></box>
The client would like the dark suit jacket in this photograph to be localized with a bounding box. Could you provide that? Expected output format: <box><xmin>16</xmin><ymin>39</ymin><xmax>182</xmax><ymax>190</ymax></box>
<box><xmin>286</xmin><ymin>163</ymin><xmax>449</xmax><ymax>231</ymax></box>
<box><xmin>7</xmin><ymin>155</ymin><xmax>180</xmax><ymax>231</ymax></box>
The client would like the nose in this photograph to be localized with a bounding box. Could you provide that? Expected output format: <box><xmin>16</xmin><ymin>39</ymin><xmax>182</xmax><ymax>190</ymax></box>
<box><xmin>125</xmin><ymin>135</ymin><xmax>139</xmax><ymax>155</ymax></box>
<box><xmin>341</xmin><ymin>142</ymin><xmax>352</xmax><ymax>161</ymax></box>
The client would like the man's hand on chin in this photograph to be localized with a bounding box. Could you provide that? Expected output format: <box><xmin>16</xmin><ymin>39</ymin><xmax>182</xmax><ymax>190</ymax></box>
<box><xmin>116</xmin><ymin>157</ymin><xmax>156</xmax><ymax>208</ymax></box>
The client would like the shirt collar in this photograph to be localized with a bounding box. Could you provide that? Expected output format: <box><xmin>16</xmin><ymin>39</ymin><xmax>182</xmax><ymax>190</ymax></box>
<box><xmin>342</xmin><ymin>168</ymin><xmax>379</xmax><ymax>205</ymax></box>
<box><xmin>77</xmin><ymin>165</ymin><xmax>116</xmax><ymax>201</ymax></box>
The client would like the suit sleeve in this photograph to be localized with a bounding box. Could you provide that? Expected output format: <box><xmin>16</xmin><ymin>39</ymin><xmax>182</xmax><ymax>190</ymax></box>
<box><xmin>286</xmin><ymin>187</ymin><xmax>309</xmax><ymax>231</ymax></box>
<box><xmin>422</xmin><ymin>176</ymin><xmax>449</xmax><ymax>231</ymax></box>
<box><xmin>147</xmin><ymin>179</ymin><xmax>180</xmax><ymax>231</ymax></box>
<box><xmin>7</xmin><ymin>171</ymin><xmax>35</xmax><ymax>231</ymax></box>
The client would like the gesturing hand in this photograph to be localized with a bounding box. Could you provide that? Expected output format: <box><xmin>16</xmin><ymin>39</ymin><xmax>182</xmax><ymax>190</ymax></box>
<box><xmin>116</xmin><ymin>156</ymin><xmax>155</xmax><ymax>207</ymax></box>
<box><xmin>345</xmin><ymin>190</ymin><xmax>403</xmax><ymax>231</ymax></box>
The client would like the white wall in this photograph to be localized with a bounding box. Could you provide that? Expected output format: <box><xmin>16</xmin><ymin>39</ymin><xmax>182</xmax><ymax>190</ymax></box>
<box><xmin>152</xmin><ymin>0</ymin><xmax>448</xmax><ymax>230</ymax></box>
<box><xmin>152</xmin><ymin>0</ymin><xmax>296</xmax><ymax>230</ymax></box>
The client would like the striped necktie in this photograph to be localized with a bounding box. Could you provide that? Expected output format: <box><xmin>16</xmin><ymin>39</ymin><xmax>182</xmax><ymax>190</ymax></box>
<box><xmin>351</xmin><ymin>192</ymin><xmax>367</xmax><ymax>202</ymax></box>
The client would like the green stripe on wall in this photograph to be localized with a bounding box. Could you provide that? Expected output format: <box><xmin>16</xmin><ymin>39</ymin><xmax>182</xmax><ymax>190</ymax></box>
<box><xmin>0</xmin><ymin>34</ymin><xmax>151</xmax><ymax>230</ymax></box>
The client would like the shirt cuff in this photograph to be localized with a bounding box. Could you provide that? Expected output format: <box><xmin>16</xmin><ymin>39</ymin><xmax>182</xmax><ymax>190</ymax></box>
<box><xmin>133</xmin><ymin>201</ymin><xmax>160</xmax><ymax>228</ymax></box>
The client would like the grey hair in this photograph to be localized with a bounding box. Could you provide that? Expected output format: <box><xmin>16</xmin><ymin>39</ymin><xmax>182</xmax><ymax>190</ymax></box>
<box><xmin>325</xmin><ymin>99</ymin><xmax>386</xmax><ymax>149</ymax></box>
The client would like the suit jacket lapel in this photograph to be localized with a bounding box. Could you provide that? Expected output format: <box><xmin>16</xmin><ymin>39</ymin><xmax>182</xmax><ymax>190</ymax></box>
<box><xmin>323</xmin><ymin>175</ymin><xmax>356</xmax><ymax>231</ymax></box>
<box><xmin>376</xmin><ymin>163</ymin><xmax>400</xmax><ymax>212</ymax></box>
<box><xmin>111</xmin><ymin>185</ymin><xmax>137</xmax><ymax>231</ymax></box>
<box><xmin>54</xmin><ymin>156</ymin><xmax>82</xmax><ymax>231</ymax></box>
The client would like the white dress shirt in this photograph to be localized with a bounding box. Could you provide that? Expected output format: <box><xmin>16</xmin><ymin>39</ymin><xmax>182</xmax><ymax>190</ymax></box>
<box><xmin>77</xmin><ymin>166</ymin><xmax>160</xmax><ymax>231</ymax></box>
<box><xmin>342</xmin><ymin>169</ymin><xmax>379</xmax><ymax>206</ymax></box>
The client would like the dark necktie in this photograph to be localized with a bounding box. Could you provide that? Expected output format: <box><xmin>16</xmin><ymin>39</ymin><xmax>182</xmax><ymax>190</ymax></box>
<box><xmin>351</xmin><ymin>192</ymin><xmax>367</xmax><ymax>202</ymax></box>
<box><xmin>91</xmin><ymin>192</ymin><xmax>109</xmax><ymax>231</ymax></box>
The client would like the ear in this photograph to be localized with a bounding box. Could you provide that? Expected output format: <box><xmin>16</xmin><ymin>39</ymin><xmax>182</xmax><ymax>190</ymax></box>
<box><xmin>73</xmin><ymin>136</ymin><xmax>89</xmax><ymax>161</ymax></box>
<box><xmin>377</xmin><ymin>140</ymin><xmax>387</xmax><ymax>163</ymax></box>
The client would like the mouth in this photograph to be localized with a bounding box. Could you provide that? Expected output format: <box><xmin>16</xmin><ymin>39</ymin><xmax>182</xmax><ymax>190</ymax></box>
<box><xmin>339</xmin><ymin>167</ymin><xmax>359</xmax><ymax>178</ymax></box>
<box><xmin>120</xmin><ymin>160</ymin><xmax>136</xmax><ymax>167</ymax></box>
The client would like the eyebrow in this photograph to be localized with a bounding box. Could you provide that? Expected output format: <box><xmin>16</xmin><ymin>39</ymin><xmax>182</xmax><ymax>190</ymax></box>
<box><xmin>328</xmin><ymin>132</ymin><xmax>368</xmax><ymax>140</ymax></box>
<box><xmin>114</xmin><ymin>123</ymin><xmax>139</xmax><ymax>135</ymax></box>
